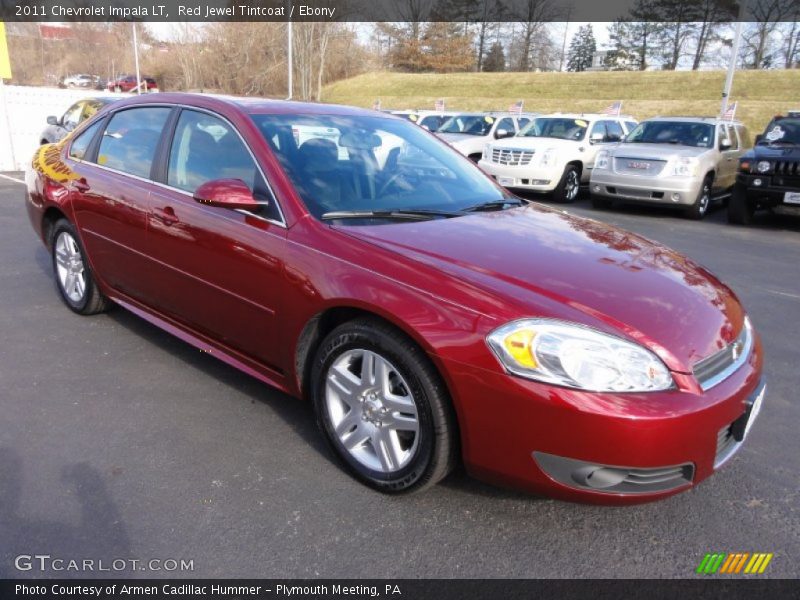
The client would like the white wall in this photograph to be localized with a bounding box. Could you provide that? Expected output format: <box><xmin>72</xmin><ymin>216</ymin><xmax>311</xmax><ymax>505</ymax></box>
<box><xmin>0</xmin><ymin>85</ymin><xmax>126</xmax><ymax>171</ymax></box>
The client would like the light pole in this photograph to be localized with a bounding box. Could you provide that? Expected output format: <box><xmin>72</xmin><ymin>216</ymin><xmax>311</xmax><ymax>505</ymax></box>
<box><xmin>287</xmin><ymin>11</ymin><xmax>293</xmax><ymax>100</ymax></box>
<box><xmin>132</xmin><ymin>22</ymin><xmax>142</xmax><ymax>95</ymax></box>
<box><xmin>720</xmin><ymin>19</ymin><xmax>744</xmax><ymax>117</ymax></box>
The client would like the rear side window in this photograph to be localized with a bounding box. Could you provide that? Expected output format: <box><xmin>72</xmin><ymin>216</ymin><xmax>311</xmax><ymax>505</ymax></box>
<box><xmin>68</xmin><ymin>120</ymin><xmax>103</xmax><ymax>160</ymax></box>
<box><xmin>167</xmin><ymin>109</ymin><xmax>260</xmax><ymax>195</ymax></box>
<box><xmin>97</xmin><ymin>107</ymin><xmax>171</xmax><ymax>179</ymax></box>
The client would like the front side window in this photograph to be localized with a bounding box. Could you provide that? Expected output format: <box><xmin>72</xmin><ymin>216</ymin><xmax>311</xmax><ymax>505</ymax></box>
<box><xmin>68</xmin><ymin>119</ymin><xmax>103</xmax><ymax>160</ymax></box>
<box><xmin>97</xmin><ymin>107</ymin><xmax>171</xmax><ymax>178</ymax></box>
<box><xmin>251</xmin><ymin>113</ymin><xmax>509</xmax><ymax>221</ymax></box>
<box><xmin>495</xmin><ymin>118</ymin><xmax>515</xmax><ymax>137</ymax></box>
<box><xmin>518</xmin><ymin>118</ymin><xmax>588</xmax><ymax>141</ymax></box>
<box><xmin>606</xmin><ymin>120</ymin><xmax>624</xmax><ymax>139</ymax></box>
<box><xmin>625</xmin><ymin>121</ymin><xmax>714</xmax><ymax>149</ymax></box>
<box><xmin>62</xmin><ymin>102</ymin><xmax>84</xmax><ymax>130</ymax></box>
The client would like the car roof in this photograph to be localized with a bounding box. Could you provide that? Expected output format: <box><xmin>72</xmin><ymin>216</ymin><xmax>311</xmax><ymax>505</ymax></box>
<box><xmin>105</xmin><ymin>92</ymin><xmax>391</xmax><ymax>119</ymax></box>
<box><xmin>540</xmin><ymin>112</ymin><xmax>633</xmax><ymax>120</ymax></box>
<box><xmin>647</xmin><ymin>116</ymin><xmax>744</xmax><ymax>125</ymax></box>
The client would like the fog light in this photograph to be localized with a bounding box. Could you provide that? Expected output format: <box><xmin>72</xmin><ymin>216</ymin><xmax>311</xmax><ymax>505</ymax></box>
<box><xmin>593</xmin><ymin>184</ymin><xmax>601</xmax><ymax>192</ymax></box>
<box><xmin>671</xmin><ymin>192</ymin><xmax>681</xmax><ymax>202</ymax></box>
<box><xmin>753</xmin><ymin>178</ymin><xmax>763</xmax><ymax>187</ymax></box>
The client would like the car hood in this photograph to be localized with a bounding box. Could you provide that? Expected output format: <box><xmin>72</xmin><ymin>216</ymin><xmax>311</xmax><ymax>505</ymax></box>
<box><xmin>437</xmin><ymin>132</ymin><xmax>484</xmax><ymax>145</ymax></box>
<box><xmin>492</xmin><ymin>136</ymin><xmax>582</xmax><ymax>152</ymax></box>
<box><xmin>749</xmin><ymin>144</ymin><xmax>800</xmax><ymax>160</ymax></box>
<box><xmin>336</xmin><ymin>205</ymin><xmax>743</xmax><ymax>372</ymax></box>
<box><xmin>610</xmin><ymin>143</ymin><xmax>710</xmax><ymax>160</ymax></box>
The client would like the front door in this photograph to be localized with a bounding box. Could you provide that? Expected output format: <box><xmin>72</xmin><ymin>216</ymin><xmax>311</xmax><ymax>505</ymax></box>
<box><xmin>145</xmin><ymin>108</ymin><xmax>288</xmax><ymax>371</ymax></box>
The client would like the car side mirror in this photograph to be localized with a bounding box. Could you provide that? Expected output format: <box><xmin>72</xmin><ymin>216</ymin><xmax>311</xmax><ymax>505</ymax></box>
<box><xmin>589</xmin><ymin>132</ymin><xmax>605</xmax><ymax>143</ymax></box>
<box><xmin>720</xmin><ymin>139</ymin><xmax>732</xmax><ymax>150</ymax></box>
<box><xmin>495</xmin><ymin>128</ymin><xmax>513</xmax><ymax>139</ymax></box>
<box><xmin>193</xmin><ymin>179</ymin><xmax>261</xmax><ymax>211</ymax></box>
<box><xmin>47</xmin><ymin>115</ymin><xmax>59</xmax><ymax>126</ymax></box>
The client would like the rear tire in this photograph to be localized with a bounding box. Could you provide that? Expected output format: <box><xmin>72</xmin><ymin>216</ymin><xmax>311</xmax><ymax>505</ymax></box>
<box><xmin>727</xmin><ymin>185</ymin><xmax>755</xmax><ymax>225</ymax></box>
<box><xmin>553</xmin><ymin>165</ymin><xmax>581</xmax><ymax>203</ymax></box>
<box><xmin>51</xmin><ymin>219</ymin><xmax>110</xmax><ymax>315</ymax></box>
<box><xmin>311</xmin><ymin>318</ymin><xmax>458</xmax><ymax>494</ymax></box>
<box><xmin>684</xmin><ymin>175</ymin><xmax>713</xmax><ymax>220</ymax></box>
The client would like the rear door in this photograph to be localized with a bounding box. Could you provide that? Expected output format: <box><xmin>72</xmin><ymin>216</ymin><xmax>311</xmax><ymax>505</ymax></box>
<box><xmin>69</xmin><ymin>105</ymin><xmax>173</xmax><ymax>301</ymax></box>
<box><xmin>145</xmin><ymin>108</ymin><xmax>288</xmax><ymax>371</ymax></box>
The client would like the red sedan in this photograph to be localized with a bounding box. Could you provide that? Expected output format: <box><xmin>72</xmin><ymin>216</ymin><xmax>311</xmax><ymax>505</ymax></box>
<box><xmin>25</xmin><ymin>94</ymin><xmax>765</xmax><ymax>503</ymax></box>
<box><xmin>106</xmin><ymin>74</ymin><xmax>158</xmax><ymax>93</ymax></box>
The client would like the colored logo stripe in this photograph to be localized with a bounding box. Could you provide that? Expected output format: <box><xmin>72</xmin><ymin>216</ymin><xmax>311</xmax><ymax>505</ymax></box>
<box><xmin>697</xmin><ymin>553</ymin><xmax>773</xmax><ymax>574</ymax></box>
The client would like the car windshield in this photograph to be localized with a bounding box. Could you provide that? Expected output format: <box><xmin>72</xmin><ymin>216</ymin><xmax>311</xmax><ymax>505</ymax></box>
<box><xmin>438</xmin><ymin>115</ymin><xmax>494</xmax><ymax>136</ymax></box>
<box><xmin>759</xmin><ymin>117</ymin><xmax>800</xmax><ymax>145</ymax></box>
<box><xmin>250</xmin><ymin>113</ymin><xmax>510</xmax><ymax>222</ymax></box>
<box><xmin>418</xmin><ymin>114</ymin><xmax>448</xmax><ymax>132</ymax></box>
<box><xmin>518</xmin><ymin>118</ymin><xmax>588</xmax><ymax>141</ymax></box>
<box><xmin>625</xmin><ymin>121</ymin><xmax>714</xmax><ymax>148</ymax></box>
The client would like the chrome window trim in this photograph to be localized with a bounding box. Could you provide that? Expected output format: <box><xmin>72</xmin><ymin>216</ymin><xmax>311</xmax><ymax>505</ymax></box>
<box><xmin>694</xmin><ymin>317</ymin><xmax>754</xmax><ymax>391</ymax></box>
<box><xmin>72</xmin><ymin>102</ymin><xmax>288</xmax><ymax>229</ymax></box>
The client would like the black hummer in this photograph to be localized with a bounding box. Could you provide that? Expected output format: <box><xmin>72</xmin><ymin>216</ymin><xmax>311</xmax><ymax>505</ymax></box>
<box><xmin>728</xmin><ymin>111</ymin><xmax>800</xmax><ymax>225</ymax></box>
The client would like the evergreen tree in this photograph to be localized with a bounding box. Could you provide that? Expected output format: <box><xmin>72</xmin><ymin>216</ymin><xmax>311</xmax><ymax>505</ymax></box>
<box><xmin>483</xmin><ymin>41</ymin><xmax>506</xmax><ymax>71</ymax></box>
<box><xmin>566</xmin><ymin>24</ymin><xmax>596</xmax><ymax>71</ymax></box>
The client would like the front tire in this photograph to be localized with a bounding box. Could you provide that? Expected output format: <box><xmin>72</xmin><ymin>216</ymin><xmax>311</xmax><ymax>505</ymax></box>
<box><xmin>553</xmin><ymin>165</ymin><xmax>581</xmax><ymax>203</ymax></box>
<box><xmin>311</xmin><ymin>318</ymin><xmax>458</xmax><ymax>493</ymax></box>
<box><xmin>684</xmin><ymin>175</ymin><xmax>712</xmax><ymax>220</ymax></box>
<box><xmin>727</xmin><ymin>185</ymin><xmax>755</xmax><ymax>225</ymax></box>
<box><xmin>51</xmin><ymin>219</ymin><xmax>110</xmax><ymax>315</ymax></box>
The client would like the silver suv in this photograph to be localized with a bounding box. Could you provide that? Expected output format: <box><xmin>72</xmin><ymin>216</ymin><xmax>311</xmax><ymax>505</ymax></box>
<box><xmin>590</xmin><ymin>117</ymin><xmax>750</xmax><ymax>219</ymax></box>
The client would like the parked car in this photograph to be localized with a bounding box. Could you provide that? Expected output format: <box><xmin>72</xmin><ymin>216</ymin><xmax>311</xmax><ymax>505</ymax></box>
<box><xmin>437</xmin><ymin>112</ymin><xmax>535</xmax><ymax>162</ymax></box>
<box><xmin>60</xmin><ymin>74</ymin><xmax>102</xmax><ymax>89</ymax></box>
<box><xmin>590</xmin><ymin>117</ymin><xmax>750</xmax><ymax>220</ymax></box>
<box><xmin>728</xmin><ymin>111</ymin><xmax>800</xmax><ymax>225</ymax></box>
<box><xmin>26</xmin><ymin>93</ymin><xmax>764</xmax><ymax>503</ymax></box>
<box><xmin>106</xmin><ymin>74</ymin><xmax>158</xmax><ymax>93</ymax></box>
<box><xmin>414</xmin><ymin>110</ymin><xmax>460</xmax><ymax>133</ymax></box>
<box><xmin>40</xmin><ymin>97</ymin><xmax>118</xmax><ymax>144</ymax></box>
<box><xmin>480</xmin><ymin>113</ymin><xmax>636</xmax><ymax>203</ymax></box>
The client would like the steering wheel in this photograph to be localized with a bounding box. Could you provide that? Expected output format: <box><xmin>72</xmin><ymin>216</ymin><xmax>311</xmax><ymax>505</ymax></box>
<box><xmin>377</xmin><ymin>169</ymin><xmax>420</xmax><ymax>197</ymax></box>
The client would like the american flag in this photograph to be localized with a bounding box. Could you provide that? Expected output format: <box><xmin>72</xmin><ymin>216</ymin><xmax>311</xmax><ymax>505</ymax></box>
<box><xmin>434</xmin><ymin>98</ymin><xmax>445</xmax><ymax>111</ymax></box>
<box><xmin>722</xmin><ymin>101</ymin><xmax>737</xmax><ymax>120</ymax></box>
<box><xmin>509</xmin><ymin>100</ymin><xmax>524</xmax><ymax>114</ymax></box>
<box><xmin>372</xmin><ymin>99</ymin><xmax>381</xmax><ymax>111</ymax></box>
<box><xmin>601</xmin><ymin>101</ymin><xmax>622</xmax><ymax>115</ymax></box>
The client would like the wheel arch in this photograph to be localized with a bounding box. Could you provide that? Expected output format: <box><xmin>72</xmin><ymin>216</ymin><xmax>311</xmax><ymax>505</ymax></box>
<box><xmin>294</xmin><ymin>304</ymin><xmax>442</xmax><ymax>400</ymax></box>
<box><xmin>41</xmin><ymin>206</ymin><xmax>69</xmax><ymax>249</ymax></box>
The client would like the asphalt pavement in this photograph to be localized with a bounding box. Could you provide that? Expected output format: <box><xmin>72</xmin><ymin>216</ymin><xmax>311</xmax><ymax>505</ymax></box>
<box><xmin>1</xmin><ymin>171</ymin><xmax>798</xmax><ymax>579</ymax></box>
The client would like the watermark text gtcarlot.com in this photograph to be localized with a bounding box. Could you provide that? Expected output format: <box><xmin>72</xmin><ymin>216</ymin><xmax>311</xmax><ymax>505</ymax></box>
<box><xmin>14</xmin><ymin>554</ymin><xmax>194</xmax><ymax>573</ymax></box>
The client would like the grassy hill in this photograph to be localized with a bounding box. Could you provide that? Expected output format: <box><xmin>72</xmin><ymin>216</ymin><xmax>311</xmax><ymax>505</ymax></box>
<box><xmin>322</xmin><ymin>70</ymin><xmax>800</xmax><ymax>133</ymax></box>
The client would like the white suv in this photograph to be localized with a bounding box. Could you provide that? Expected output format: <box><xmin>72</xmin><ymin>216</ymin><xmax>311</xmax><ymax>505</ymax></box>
<box><xmin>436</xmin><ymin>112</ymin><xmax>535</xmax><ymax>162</ymax></box>
<box><xmin>479</xmin><ymin>113</ymin><xmax>637</xmax><ymax>202</ymax></box>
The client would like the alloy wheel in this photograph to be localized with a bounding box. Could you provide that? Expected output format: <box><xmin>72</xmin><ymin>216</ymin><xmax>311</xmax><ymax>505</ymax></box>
<box><xmin>54</xmin><ymin>231</ymin><xmax>86</xmax><ymax>303</ymax></box>
<box><xmin>565</xmin><ymin>170</ymin><xmax>579</xmax><ymax>201</ymax></box>
<box><xmin>325</xmin><ymin>349</ymin><xmax>420</xmax><ymax>473</ymax></box>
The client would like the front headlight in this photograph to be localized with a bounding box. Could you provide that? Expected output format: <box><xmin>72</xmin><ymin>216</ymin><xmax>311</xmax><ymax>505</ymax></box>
<box><xmin>486</xmin><ymin>319</ymin><xmax>674</xmax><ymax>392</ymax></box>
<box><xmin>756</xmin><ymin>160</ymin><xmax>771</xmax><ymax>173</ymax></box>
<box><xmin>537</xmin><ymin>147</ymin><xmax>556</xmax><ymax>167</ymax></box>
<box><xmin>595</xmin><ymin>150</ymin><xmax>610</xmax><ymax>169</ymax></box>
<box><xmin>672</xmin><ymin>157</ymin><xmax>699</xmax><ymax>177</ymax></box>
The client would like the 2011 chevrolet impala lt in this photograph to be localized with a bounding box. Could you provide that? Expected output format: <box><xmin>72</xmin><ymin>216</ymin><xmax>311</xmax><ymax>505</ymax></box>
<box><xmin>25</xmin><ymin>94</ymin><xmax>765</xmax><ymax>503</ymax></box>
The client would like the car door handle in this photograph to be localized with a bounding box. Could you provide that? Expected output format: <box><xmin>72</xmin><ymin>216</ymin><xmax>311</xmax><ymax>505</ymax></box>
<box><xmin>72</xmin><ymin>178</ymin><xmax>90</xmax><ymax>192</ymax></box>
<box><xmin>153</xmin><ymin>207</ymin><xmax>179</xmax><ymax>226</ymax></box>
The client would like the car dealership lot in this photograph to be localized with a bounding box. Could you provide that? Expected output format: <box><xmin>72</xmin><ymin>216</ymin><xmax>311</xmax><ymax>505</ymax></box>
<box><xmin>1</xmin><ymin>172</ymin><xmax>798</xmax><ymax>578</ymax></box>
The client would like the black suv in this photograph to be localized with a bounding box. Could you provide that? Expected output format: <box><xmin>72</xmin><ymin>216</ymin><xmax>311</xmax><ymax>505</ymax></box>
<box><xmin>729</xmin><ymin>111</ymin><xmax>800</xmax><ymax>224</ymax></box>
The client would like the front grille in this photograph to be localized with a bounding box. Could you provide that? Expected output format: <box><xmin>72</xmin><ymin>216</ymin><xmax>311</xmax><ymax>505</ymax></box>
<box><xmin>613</xmin><ymin>156</ymin><xmax>668</xmax><ymax>176</ymax></box>
<box><xmin>616</xmin><ymin>187</ymin><xmax>657</xmax><ymax>199</ymax></box>
<box><xmin>715</xmin><ymin>422</ymin><xmax>739</xmax><ymax>468</ymax></box>
<box><xmin>693</xmin><ymin>319</ymin><xmax>752</xmax><ymax>391</ymax></box>
<box><xmin>774</xmin><ymin>160</ymin><xmax>800</xmax><ymax>176</ymax></box>
<box><xmin>491</xmin><ymin>147</ymin><xmax>534</xmax><ymax>166</ymax></box>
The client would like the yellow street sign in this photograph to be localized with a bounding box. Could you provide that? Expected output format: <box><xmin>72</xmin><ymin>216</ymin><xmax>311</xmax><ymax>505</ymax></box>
<box><xmin>0</xmin><ymin>22</ymin><xmax>12</xmax><ymax>79</ymax></box>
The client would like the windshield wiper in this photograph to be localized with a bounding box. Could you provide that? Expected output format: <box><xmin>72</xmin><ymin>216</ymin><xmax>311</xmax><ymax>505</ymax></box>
<box><xmin>321</xmin><ymin>209</ymin><xmax>463</xmax><ymax>221</ymax></box>
<box><xmin>462</xmin><ymin>198</ymin><xmax>527</xmax><ymax>212</ymax></box>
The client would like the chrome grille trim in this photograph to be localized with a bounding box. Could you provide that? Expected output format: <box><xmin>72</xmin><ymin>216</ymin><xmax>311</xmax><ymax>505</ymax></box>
<box><xmin>693</xmin><ymin>317</ymin><xmax>753</xmax><ymax>391</ymax></box>
<box><xmin>491</xmin><ymin>147</ymin><xmax>535</xmax><ymax>166</ymax></box>
<box><xmin>612</xmin><ymin>156</ymin><xmax>668</xmax><ymax>176</ymax></box>
<box><xmin>714</xmin><ymin>423</ymin><xmax>740</xmax><ymax>469</ymax></box>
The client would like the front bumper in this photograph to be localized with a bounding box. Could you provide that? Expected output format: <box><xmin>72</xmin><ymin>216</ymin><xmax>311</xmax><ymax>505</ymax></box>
<box><xmin>438</xmin><ymin>333</ymin><xmax>763</xmax><ymax>504</ymax></box>
<box><xmin>478</xmin><ymin>159</ymin><xmax>557</xmax><ymax>192</ymax></box>
<box><xmin>737</xmin><ymin>174</ymin><xmax>800</xmax><ymax>207</ymax></box>
<box><xmin>590</xmin><ymin>170</ymin><xmax>702</xmax><ymax>206</ymax></box>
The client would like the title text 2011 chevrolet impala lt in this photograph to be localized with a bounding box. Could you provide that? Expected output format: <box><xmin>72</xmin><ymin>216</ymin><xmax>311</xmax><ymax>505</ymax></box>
<box><xmin>25</xmin><ymin>94</ymin><xmax>765</xmax><ymax>503</ymax></box>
